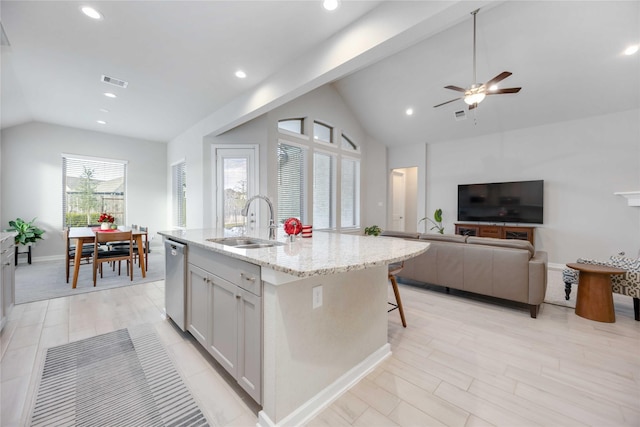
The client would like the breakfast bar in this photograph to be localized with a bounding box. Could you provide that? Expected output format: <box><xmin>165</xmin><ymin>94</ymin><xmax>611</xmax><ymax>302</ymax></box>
<box><xmin>158</xmin><ymin>228</ymin><xmax>429</xmax><ymax>427</ymax></box>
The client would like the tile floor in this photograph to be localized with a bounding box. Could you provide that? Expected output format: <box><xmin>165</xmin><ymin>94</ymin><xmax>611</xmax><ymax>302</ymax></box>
<box><xmin>1</xmin><ymin>277</ymin><xmax>639</xmax><ymax>427</ymax></box>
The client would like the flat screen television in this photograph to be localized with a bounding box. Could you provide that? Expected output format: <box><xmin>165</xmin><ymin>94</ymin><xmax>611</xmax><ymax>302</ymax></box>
<box><xmin>457</xmin><ymin>180</ymin><xmax>544</xmax><ymax>224</ymax></box>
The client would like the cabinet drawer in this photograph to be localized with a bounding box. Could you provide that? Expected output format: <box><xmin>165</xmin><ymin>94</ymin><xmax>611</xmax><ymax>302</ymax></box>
<box><xmin>189</xmin><ymin>246</ymin><xmax>261</xmax><ymax>296</ymax></box>
<box><xmin>479</xmin><ymin>226</ymin><xmax>501</xmax><ymax>238</ymax></box>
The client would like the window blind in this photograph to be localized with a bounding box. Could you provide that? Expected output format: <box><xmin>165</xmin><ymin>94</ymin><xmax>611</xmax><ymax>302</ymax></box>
<box><xmin>62</xmin><ymin>155</ymin><xmax>127</xmax><ymax>227</ymax></box>
<box><xmin>172</xmin><ymin>161</ymin><xmax>187</xmax><ymax>228</ymax></box>
<box><xmin>341</xmin><ymin>158</ymin><xmax>360</xmax><ymax>227</ymax></box>
<box><xmin>277</xmin><ymin>143</ymin><xmax>306</xmax><ymax>224</ymax></box>
<box><xmin>313</xmin><ymin>151</ymin><xmax>335</xmax><ymax>229</ymax></box>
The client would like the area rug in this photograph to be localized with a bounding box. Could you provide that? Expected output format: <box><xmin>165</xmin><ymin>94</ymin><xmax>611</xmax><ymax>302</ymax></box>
<box><xmin>30</xmin><ymin>324</ymin><xmax>208</xmax><ymax>427</ymax></box>
<box><xmin>15</xmin><ymin>249</ymin><xmax>165</xmax><ymax>304</ymax></box>
<box><xmin>544</xmin><ymin>268</ymin><xmax>636</xmax><ymax>318</ymax></box>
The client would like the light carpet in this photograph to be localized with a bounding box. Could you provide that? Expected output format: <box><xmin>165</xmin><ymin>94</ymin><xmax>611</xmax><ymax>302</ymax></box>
<box><xmin>30</xmin><ymin>324</ymin><xmax>208</xmax><ymax>427</ymax></box>
<box><xmin>15</xmin><ymin>249</ymin><xmax>165</xmax><ymax>304</ymax></box>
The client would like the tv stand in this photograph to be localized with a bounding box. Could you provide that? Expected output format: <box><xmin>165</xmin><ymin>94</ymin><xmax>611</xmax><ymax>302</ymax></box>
<box><xmin>455</xmin><ymin>223</ymin><xmax>535</xmax><ymax>246</ymax></box>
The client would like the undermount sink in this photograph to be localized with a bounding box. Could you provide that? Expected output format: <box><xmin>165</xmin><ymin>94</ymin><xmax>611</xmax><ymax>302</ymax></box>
<box><xmin>207</xmin><ymin>237</ymin><xmax>284</xmax><ymax>249</ymax></box>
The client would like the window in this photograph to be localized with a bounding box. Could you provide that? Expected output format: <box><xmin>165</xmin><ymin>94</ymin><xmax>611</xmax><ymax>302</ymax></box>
<box><xmin>278</xmin><ymin>117</ymin><xmax>360</xmax><ymax>231</ymax></box>
<box><xmin>341</xmin><ymin>133</ymin><xmax>358</xmax><ymax>151</ymax></box>
<box><xmin>172</xmin><ymin>161</ymin><xmax>186</xmax><ymax>228</ymax></box>
<box><xmin>277</xmin><ymin>143</ymin><xmax>306</xmax><ymax>224</ymax></box>
<box><xmin>341</xmin><ymin>158</ymin><xmax>360</xmax><ymax>228</ymax></box>
<box><xmin>313</xmin><ymin>121</ymin><xmax>333</xmax><ymax>143</ymax></box>
<box><xmin>278</xmin><ymin>118</ymin><xmax>304</xmax><ymax>134</ymax></box>
<box><xmin>313</xmin><ymin>151</ymin><xmax>335</xmax><ymax>229</ymax></box>
<box><xmin>63</xmin><ymin>155</ymin><xmax>127</xmax><ymax>227</ymax></box>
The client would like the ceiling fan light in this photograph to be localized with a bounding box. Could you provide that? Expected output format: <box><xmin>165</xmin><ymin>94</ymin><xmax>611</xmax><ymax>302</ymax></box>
<box><xmin>464</xmin><ymin>92</ymin><xmax>485</xmax><ymax>105</ymax></box>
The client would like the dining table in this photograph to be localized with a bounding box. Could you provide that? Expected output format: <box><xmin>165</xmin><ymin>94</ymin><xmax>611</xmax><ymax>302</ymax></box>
<box><xmin>69</xmin><ymin>226</ymin><xmax>147</xmax><ymax>289</ymax></box>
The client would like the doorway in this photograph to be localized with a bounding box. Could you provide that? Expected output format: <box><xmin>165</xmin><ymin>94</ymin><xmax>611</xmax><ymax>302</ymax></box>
<box><xmin>389</xmin><ymin>167</ymin><xmax>418</xmax><ymax>232</ymax></box>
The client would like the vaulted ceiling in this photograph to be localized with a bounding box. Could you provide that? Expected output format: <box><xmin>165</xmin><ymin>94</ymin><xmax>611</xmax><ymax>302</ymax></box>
<box><xmin>1</xmin><ymin>1</ymin><xmax>638</xmax><ymax>147</ymax></box>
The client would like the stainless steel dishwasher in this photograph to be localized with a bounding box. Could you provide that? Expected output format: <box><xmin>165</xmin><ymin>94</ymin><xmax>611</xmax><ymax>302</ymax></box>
<box><xmin>164</xmin><ymin>239</ymin><xmax>187</xmax><ymax>331</ymax></box>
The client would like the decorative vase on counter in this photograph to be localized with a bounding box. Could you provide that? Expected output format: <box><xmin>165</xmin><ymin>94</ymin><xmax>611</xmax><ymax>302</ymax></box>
<box><xmin>101</xmin><ymin>222</ymin><xmax>110</xmax><ymax>230</ymax></box>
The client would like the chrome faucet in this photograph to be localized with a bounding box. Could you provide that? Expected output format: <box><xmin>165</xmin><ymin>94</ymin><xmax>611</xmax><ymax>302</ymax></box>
<box><xmin>241</xmin><ymin>195</ymin><xmax>276</xmax><ymax>240</ymax></box>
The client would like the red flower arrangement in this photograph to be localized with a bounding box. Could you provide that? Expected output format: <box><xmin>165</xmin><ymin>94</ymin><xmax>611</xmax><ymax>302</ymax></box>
<box><xmin>98</xmin><ymin>213</ymin><xmax>115</xmax><ymax>223</ymax></box>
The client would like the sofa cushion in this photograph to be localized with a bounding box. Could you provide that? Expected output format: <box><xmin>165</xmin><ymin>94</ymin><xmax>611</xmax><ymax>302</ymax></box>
<box><xmin>466</xmin><ymin>236</ymin><xmax>535</xmax><ymax>259</ymax></box>
<box><xmin>380</xmin><ymin>231</ymin><xmax>420</xmax><ymax>239</ymax></box>
<box><xmin>418</xmin><ymin>233</ymin><xmax>467</xmax><ymax>244</ymax></box>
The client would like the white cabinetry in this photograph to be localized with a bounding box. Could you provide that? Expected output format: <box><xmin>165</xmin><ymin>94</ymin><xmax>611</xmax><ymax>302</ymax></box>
<box><xmin>1</xmin><ymin>236</ymin><xmax>16</xmax><ymax>331</ymax></box>
<box><xmin>186</xmin><ymin>247</ymin><xmax>262</xmax><ymax>403</ymax></box>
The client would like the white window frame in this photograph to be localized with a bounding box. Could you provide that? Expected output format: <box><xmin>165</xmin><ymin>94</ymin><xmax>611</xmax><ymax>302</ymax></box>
<box><xmin>277</xmin><ymin>117</ymin><xmax>361</xmax><ymax>231</ymax></box>
<box><xmin>62</xmin><ymin>153</ymin><xmax>128</xmax><ymax>227</ymax></box>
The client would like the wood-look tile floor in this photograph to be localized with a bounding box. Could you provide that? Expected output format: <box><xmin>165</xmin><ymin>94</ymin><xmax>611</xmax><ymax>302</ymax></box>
<box><xmin>1</xmin><ymin>277</ymin><xmax>639</xmax><ymax>427</ymax></box>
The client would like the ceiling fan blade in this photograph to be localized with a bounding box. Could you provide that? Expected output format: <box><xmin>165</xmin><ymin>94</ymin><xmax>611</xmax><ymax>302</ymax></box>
<box><xmin>444</xmin><ymin>85</ymin><xmax>467</xmax><ymax>93</ymax></box>
<box><xmin>484</xmin><ymin>71</ymin><xmax>512</xmax><ymax>87</ymax></box>
<box><xmin>487</xmin><ymin>87</ymin><xmax>521</xmax><ymax>95</ymax></box>
<box><xmin>433</xmin><ymin>98</ymin><xmax>461</xmax><ymax>108</ymax></box>
<box><xmin>469</xmin><ymin>103</ymin><xmax>478</xmax><ymax>110</ymax></box>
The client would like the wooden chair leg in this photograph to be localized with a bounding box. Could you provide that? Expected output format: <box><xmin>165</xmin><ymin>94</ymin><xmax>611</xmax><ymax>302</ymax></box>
<box><xmin>390</xmin><ymin>275</ymin><xmax>407</xmax><ymax>327</ymax></box>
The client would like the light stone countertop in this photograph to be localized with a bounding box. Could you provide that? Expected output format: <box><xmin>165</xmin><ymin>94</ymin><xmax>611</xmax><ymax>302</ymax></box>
<box><xmin>158</xmin><ymin>228</ymin><xmax>429</xmax><ymax>278</ymax></box>
<box><xmin>1</xmin><ymin>231</ymin><xmax>16</xmax><ymax>244</ymax></box>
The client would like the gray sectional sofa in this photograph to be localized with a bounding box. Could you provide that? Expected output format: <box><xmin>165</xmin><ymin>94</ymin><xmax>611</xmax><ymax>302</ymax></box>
<box><xmin>382</xmin><ymin>231</ymin><xmax>548</xmax><ymax>318</ymax></box>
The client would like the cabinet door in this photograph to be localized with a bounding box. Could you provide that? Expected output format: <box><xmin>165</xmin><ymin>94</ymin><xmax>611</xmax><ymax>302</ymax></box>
<box><xmin>455</xmin><ymin>224</ymin><xmax>479</xmax><ymax>237</ymax></box>
<box><xmin>187</xmin><ymin>264</ymin><xmax>209</xmax><ymax>346</ymax></box>
<box><xmin>209</xmin><ymin>275</ymin><xmax>238</xmax><ymax>377</ymax></box>
<box><xmin>238</xmin><ymin>289</ymin><xmax>262</xmax><ymax>403</ymax></box>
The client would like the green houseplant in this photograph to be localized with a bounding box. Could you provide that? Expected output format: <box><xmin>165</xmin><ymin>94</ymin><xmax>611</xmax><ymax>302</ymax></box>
<box><xmin>7</xmin><ymin>217</ymin><xmax>46</xmax><ymax>245</ymax></box>
<box><xmin>364</xmin><ymin>225</ymin><xmax>382</xmax><ymax>236</ymax></box>
<box><xmin>419</xmin><ymin>208</ymin><xmax>444</xmax><ymax>234</ymax></box>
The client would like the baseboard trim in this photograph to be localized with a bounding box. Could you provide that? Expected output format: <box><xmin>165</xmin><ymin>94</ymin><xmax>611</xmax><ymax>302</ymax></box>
<box><xmin>548</xmin><ymin>262</ymin><xmax>565</xmax><ymax>271</ymax></box>
<box><xmin>257</xmin><ymin>343</ymin><xmax>391</xmax><ymax>427</ymax></box>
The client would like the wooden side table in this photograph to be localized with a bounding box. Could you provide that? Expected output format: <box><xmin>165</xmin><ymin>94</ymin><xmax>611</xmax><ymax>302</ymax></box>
<box><xmin>566</xmin><ymin>263</ymin><xmax>626</xmax><ymax>323</ymax></box>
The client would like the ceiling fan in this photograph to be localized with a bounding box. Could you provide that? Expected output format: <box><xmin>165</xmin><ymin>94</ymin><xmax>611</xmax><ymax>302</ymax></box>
<box><xmin>434</xmin><ymin>8</ymin><xmax>521</xmax><ymax>110</ymax></box>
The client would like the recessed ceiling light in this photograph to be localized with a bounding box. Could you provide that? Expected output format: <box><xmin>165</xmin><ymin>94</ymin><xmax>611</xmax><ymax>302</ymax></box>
<box><xmin>81</xmin><ymin>6</ymin><xmax>103</xmax><ymax>20</ymax></box>
<box><xmin>96</xmin><ymin>120</ymin><xmax>107</xmax><ymax>125</ymax></box>
<box><xmin>99</xmin><ymin>108</ymin><xmax>109</xmax><ymax>113</ymax></box>
<box><xmin>323</xmin><ymin>0</ymin><xmax>339</xmax><ymax>11</ymax></box>
<box><xmin>235</xmin><ymin>70</ymin><xmax>247</xmax><ymax>79</ymax></box>
<box><xmin>405</xmin><ymin>108</ymin><xmax>414</xmax><ymax>116</ymax></box>
<box><xmin>624</xmin><ymin>44</ymin><xmax>639</xmax><ymax>55</ymax></box>
<box><xmin>103</xmin><ymin>92</ymin><xmax>117</xmax><ymax>98</ymax></box>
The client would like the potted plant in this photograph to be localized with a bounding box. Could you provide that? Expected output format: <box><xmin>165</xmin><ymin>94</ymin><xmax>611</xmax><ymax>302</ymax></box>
<box><xmin>7</xmin><ymin>217</ymin><xmax>46</xmax><ymax>245</ymax></box>
<box><xmin>364</xmin><ymin>225</ymin><xmax>382</xmax><ymax>236</ymax></box>
<box><xmin>419</xmin><ymin>208</ymin><xmax>444</xmax><ymax>234</ymax></box>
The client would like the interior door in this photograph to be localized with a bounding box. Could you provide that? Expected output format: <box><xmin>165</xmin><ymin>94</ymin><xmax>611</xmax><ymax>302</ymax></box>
<box><xmin>391</xmin><ymin>170</ymin><xmax>406</xmax><ymax>231</ymax></box>
<box><xmin>214</xmin><ymin>147</ymin><xmax>257</xmax><ymax>232</ymax></box>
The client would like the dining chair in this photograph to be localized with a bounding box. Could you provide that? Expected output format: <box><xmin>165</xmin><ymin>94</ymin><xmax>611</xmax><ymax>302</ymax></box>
<box><xmin>93</xmin><ymin>230</ymin><xmax>134</xmax><ymax>286</ymax></box>
<box><xmin>388</xmin><ymin>261</ymin><xmax>407</xmax><ymax>327</ymax></box>
<box><xmin>65</xmin><ymin>227</ymin><xmax>93</xmax><ymax>283</ymax></box>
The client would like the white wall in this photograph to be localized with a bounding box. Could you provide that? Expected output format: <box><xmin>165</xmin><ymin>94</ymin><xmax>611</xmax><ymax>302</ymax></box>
<box><xmin>168</xmin><ymin>84</ymin><xmax>385</xmax><ymax>233</ymax></box>
<box><xmin>1</xmin><ymin>122</ymin><xmax>167</xmax><ymax>260</ymax></box>
<box><xmin>419</xmin><ymin>109</ymin><xmax>640</xmax><ymax>265</ymax></box>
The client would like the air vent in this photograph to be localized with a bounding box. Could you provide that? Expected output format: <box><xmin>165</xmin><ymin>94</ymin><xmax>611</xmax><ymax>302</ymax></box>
<box><xmin>101</xmin><ymin>75</ymin><xmax>128</xmax><ymax>88</ymax></box>
<box><xmin>454</xmin><ymin>110</ymin><xmax>467</xmax><ymax>121</ymax></box>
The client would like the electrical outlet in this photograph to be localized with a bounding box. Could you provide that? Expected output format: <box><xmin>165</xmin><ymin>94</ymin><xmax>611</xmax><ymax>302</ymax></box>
<box><xmin>312</xmin><ymin>285</ymin><xmax>323</xmax><ymax>309</ymax></box>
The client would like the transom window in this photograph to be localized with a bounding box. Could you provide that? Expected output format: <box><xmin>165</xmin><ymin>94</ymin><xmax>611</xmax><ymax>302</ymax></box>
<box><xmin>63</xmin><ymin>154</ymin><xmax>127</xmax><ymax>227</ymax></box>
<box><xmin>313</xmin><ymin>121</ymin><xmax>333</xmax><ymax>143</ymax></box>
<box><xmin>341</xmin><ymin>133</ymin><xmax>358</xmax><ymax>151</ymax></box>
<box><xmin>278</xmin><ymin>118</ymin><xmax>304</xmax><ymax>135</ymax></box>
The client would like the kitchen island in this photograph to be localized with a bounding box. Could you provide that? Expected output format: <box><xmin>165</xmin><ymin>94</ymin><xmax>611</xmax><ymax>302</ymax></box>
<box><xmin>158</xmin><ymin>228</ymin><xmax>429</xmax><ymax>427</ymax></box>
